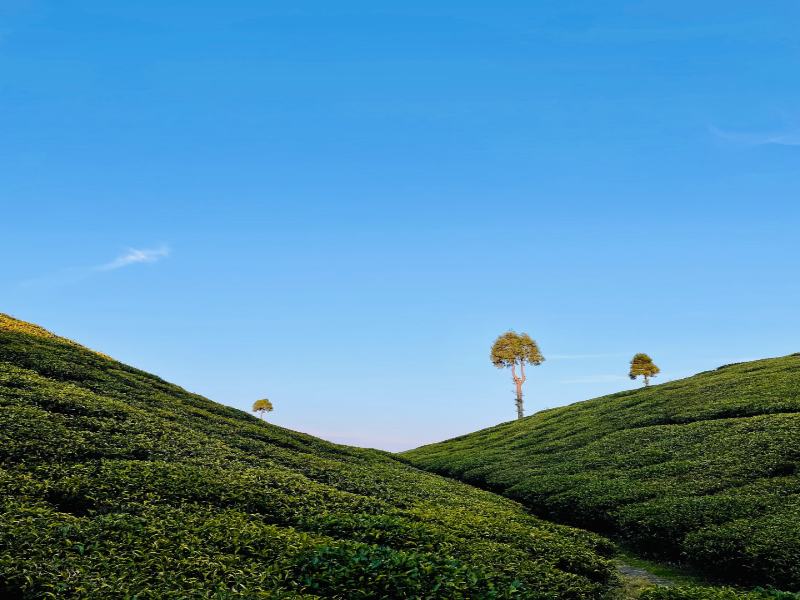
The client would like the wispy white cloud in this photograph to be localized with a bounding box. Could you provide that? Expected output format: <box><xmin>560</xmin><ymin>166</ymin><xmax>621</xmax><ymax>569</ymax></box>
<box><xmin>96</xmin><ymin>245</ymin><xmax>170</xmax><ymax>271</ymax></box>
<box><xmin>558</xmin><ymin>374</ymin><xmax>629</xmax><ymax>384</ymax></box>
<box><xmin>709</xmin><ymin>125</ymin><xmax>800</xmax><ymax>147</ymax></box>
<box><xmin>19</xmin><ymin>244</ymin><xmax>171</xmax><ymax>288</ymax></box>
<box><xmin>301</xmin><ymin>428</ymin><xmax>420</xmax><ymax>451</ymax></box>
<box><xmin>549</xmin><ymin>353</ymin><xmax>627</xmax><ymax>360</ymax></box>
<box><xmin>559</xmin><ymin>371</ymin><xmax>697</xmax><ymax>386</ymax></box>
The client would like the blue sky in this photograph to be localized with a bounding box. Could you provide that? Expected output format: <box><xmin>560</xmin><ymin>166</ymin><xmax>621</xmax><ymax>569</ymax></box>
<box><xmin>2</xmin><ymin>2</ymin><xmax>799</xmax><ymax>451</ymax></box>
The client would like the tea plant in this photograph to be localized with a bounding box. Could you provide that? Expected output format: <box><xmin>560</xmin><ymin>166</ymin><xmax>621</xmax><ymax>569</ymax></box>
<box><xmin>0</xmin><ymin>315</ymin><xmax>617</xmax><ymax>599</ymax></box>
<box><xmin>405</xmin><ymin>354</ymin><xmax>800</xmax><ymax>590</ymax></box>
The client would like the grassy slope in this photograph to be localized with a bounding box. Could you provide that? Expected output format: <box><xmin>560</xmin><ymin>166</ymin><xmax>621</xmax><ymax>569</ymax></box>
<box><xmin>0</xmin><ymin>315</ymin><xmax>618</xmax><ymax>600</ymax></box>
<box><xmin>403</xmin><ymin>356</ymin><xmax>800</xmax><ymax>591</ymax></box>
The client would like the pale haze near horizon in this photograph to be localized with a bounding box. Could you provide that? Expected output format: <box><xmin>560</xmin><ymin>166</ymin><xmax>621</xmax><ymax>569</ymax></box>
<box><xmin>2</xmin><ymin>2</ymin><xmax>799</xmax><ymax>451</ymax></box>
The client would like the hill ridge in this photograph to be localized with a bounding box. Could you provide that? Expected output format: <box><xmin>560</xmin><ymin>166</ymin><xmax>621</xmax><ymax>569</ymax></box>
<box><xmin>418</xmin><ymin>353</ymin><xmax>800</xmax><ymax>450</ymax></box>
<box><xmin>404</xmin><ymin>354</ymin><xmax>800</xmax><ymax>591</ymax></box>
<box><xmin>0</xmin><ymin>314</ymin><xmax>619</xmax><ymax>599</ymax></box>
<box><xmin>0</xmin><ymin>313</ymin><xmax>112</xmax><ymax>359</ymax></box>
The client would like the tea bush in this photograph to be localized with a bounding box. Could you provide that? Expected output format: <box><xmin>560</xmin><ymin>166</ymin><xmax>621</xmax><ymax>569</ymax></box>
<box><xmin>404</xmin><ymin>355</ymin><xmax>800</xmax><ymax>591</ymax></box>
<box><xmin>0</xmin><ymin>315</ymin><xmax>617</xmax><ymax>599</ymax></box>
<box><xmin>639</xmin><ymin>586</ymin><xmax>800</xmax><ymax>600</ymax></box>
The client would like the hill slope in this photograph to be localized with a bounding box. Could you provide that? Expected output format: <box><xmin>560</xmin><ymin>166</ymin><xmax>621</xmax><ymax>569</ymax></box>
<box><xmin>0</xmin><ymin>314</ymin><xmax>617</xmax><ymax>599</ymax></box>
<box><xmin>404</xmin><ymin>356</ymin><xmax>800</xmax><ymax>591</ymax></box>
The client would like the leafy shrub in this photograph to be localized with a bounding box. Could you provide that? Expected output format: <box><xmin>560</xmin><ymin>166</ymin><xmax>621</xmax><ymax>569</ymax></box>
<box><xmin>0</xmin><ymin>315</ymin><xmax>617</xmax><ymax>598</ymax></box>
<box><xmin>639</xmin><ymin>586</ymin><xmax>800</xmax><ymax>600</ymax></box>
<box><xmin>405</xmin><ymin>354</ymin><xmax>800</xmax><ymax>590</ymax></box>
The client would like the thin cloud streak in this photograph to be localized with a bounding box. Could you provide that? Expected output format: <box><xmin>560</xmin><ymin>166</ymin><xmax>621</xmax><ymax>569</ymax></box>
<box><xmin>18</xmin><ymin>245</ymin><xmax>171</xmax><ymax>289</ymax></box>
<box><xmin>558</xmin><ymin>374</ymin><xmax>629</xmax><ymax>384</ymax></box>
<box><xmin>558</xmin><ymin>371</ymin><xmax>695</xmax><ymax>386</ymax></box>
<box><xmin>549</xmin><ymin>353</ymin><xmax>627</xmax><ymax>360</ymax></box>
<box><xmin>709</xmin><ymin>125</ymin><xmax>800</xmax><ymax>147</ymax></box>
<box><xmin>301</xmin><ymin>428</ymin><xmax>421</xmax><ymax>451</ymax></box>
<box><xmin>97</xmin><ymin>245</ymin><xmax>171</xmax><ymax>271</ymax></box>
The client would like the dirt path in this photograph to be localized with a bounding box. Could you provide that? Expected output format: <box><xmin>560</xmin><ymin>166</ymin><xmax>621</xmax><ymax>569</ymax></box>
<box><xmin>616</xmin><ymin>560</ymin><xmax>675</xmax><ymax>587</ymax></box>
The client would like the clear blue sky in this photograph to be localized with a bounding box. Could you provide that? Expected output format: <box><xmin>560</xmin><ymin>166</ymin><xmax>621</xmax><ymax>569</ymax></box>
<box><xmin>3</xmin><ymin>2</ymin><xmax>799</xmax><ymax>451</ymax></box>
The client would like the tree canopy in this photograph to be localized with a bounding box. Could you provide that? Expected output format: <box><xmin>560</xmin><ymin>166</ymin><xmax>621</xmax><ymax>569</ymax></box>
<box><xmin>252</xmin><ymin>398</ymin><xmax>274</xmax><ymax>419</ymax></box>
<box><xmin>490</xmin><ymin>331</ymin><xmax>544</xmax><ymax>369</ymax></box>
<box><xmin>629</xmin><ymin>353</ymin><xmax>660</xmax><ymax>386</ymax></box>
<box><xmin>491</xmin><ymin>331</ymin><xmax>544</xmax><ymax>419</ymax></box>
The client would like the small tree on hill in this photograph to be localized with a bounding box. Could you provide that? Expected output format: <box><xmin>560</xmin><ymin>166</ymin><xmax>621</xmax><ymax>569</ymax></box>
<box><xmin>491</xmin><ymin>331</ymin><xmax>544</xmax><ymax>420</ymax></box>
<box><xmin>629</xmin><ymin>354</ymin><xmax>660</xmax><ymax>387</ymax></box>
<box><xmin>252</xmin><ymin>398</ymin><xmax>274</xmax><ymax>420</ymax></box>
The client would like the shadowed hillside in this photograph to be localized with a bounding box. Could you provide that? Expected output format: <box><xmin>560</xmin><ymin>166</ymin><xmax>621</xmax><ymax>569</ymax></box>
<box><xmin>0</xmin><ymin>314</ymin><xmax>618</xmax><ymax>599</ymax></box>
<box><xmin>404</xmin><ymin>356</ymin><xmax>800</xmax><ymax>591</ymax></box>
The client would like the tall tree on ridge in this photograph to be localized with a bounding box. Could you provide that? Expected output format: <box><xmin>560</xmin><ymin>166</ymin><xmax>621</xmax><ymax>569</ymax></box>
<box><xmin>491</xmin><ymin>331</ymin><xmax>544</xmax><ymax>420</ymax></box>
<box><xmin>252</xmin><ymin>398</ymin><xmax>274</xmax><ymax>420</ymax></box>
<box><xmin>629</xmin><ymin>353</ymin><xmax>660</xmax><ymax>387</ymax></box>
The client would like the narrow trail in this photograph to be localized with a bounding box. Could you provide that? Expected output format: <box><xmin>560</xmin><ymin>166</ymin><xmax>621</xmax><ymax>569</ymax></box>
<box><xmin>615</xmin><ymin>560</ymin><xmax>675</xmax><ymax>587</ymax></box>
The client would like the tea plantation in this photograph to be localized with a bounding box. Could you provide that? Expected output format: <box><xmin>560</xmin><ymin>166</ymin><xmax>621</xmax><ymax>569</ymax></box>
<box><xmin>0</xmin><ymin>314</ymin><xmax>620</xmax><ymax>599</ymax></box>
<box><xmin>403</xmin><ymin>355</ymin><xmax>800</xmax><ymax>591</ymax></box>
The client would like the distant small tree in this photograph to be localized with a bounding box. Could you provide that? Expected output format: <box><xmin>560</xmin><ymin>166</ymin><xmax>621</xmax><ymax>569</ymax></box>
<box><xmin>252</xmin><ymin>398</ymin><xmax>274</xmax><ymax>420</ymax></box>
<box><xmin>629</xmin><ymin>354</ymin><xmax>660</xmax><ymax>387</ymax></box>
<box><xmin>491</xmin><ymin>331</ymin><xmax>544</xmax><ymax>420</ymax></box>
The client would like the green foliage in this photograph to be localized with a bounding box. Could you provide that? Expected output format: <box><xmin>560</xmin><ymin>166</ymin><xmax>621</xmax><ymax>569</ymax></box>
<box><xmin>629</xmin><ymin>354</ymin><xmax>660</xmax><ymax>386</ymax></box>
<box><xmin>0</xmin><ymin>313</ymin><xmax>110</xmax><ymax>359</ymax></box>
<box><xmin>491</xmin><ymin>331</ymin><xmax>545</xmax><ymax>419</ymax></box>
<box><xmin>252</xmin><ymin>398</ymin><xmax>274</xmax><ymax>418</ymax></box>
<box><xmin>404</xmin><ymin>355</ymin><xmax>800</xmax><ymax>591</ymax></box>
<box><xmin>639</xmin><ymin>586</ymin><xmax>800</xmax><ymax>600</ymax></box>
<box><xmin>490</xmin><ymin>331</ymin><xmax>544</xmax><ymax>369</ymax></box>
<box><xmin>0</xmin><ymin>317</ymin><xmax>617</xmax><ymax>599</ymax></box>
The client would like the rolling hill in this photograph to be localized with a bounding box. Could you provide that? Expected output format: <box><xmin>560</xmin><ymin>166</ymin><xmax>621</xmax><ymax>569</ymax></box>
<box><xmin>403</xmin><ymin>355</ymin><xmax>800</xmax><ymax>591</ymax></box>
<box><xmin>0</xmin><ymin>314</ymin><xmax>619</xmax><ymax>599</ymax></box>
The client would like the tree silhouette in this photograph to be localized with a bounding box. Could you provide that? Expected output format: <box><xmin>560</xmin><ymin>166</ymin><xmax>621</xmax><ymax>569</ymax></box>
<box><xmin>252</xmin><ymin>398</ymin><xmax>274</xmax><ymax>420</ymax></box>
<box><xmin>629</xmin><ymin>353</ymin><xmax>660</xmax><ymax>387</ymax></box>
<box><xmin>491</xmin><ymin>331</ymin><xmax>544</xmax><ymax>420</ymax></box>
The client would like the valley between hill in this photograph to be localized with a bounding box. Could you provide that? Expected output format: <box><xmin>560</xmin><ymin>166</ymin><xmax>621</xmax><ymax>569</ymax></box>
<box><xmin>2</xmin><ymin>314</ymin><xmax>798</xmax><ymax>599</ymax></box>
<box><xmin>404</xmin><ymin>354</ymin><xmax>800</xmax><ymax>593</ymax></box>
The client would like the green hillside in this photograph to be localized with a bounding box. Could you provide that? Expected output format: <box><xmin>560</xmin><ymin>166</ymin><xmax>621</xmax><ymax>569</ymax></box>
<box><xmin>0</xmin><ymin>314</ymin><xmax>619</xmax><ymax>599</ymax></box>
<box><xmin>404</xmin><ymin>356</ymin><xmax>800</xmax><ymax>591</ymax></box>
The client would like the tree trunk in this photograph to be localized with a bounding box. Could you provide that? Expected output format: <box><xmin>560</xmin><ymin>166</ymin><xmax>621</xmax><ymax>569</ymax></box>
<box><xmin>512</xmin><ymin>362</ymin><xmax>526</xmax><ymax>419</ymax></box>
<box><xmin>644</xmin><ymin>375</ymin><xmax>650</xmax><ymax>387</ymax></box>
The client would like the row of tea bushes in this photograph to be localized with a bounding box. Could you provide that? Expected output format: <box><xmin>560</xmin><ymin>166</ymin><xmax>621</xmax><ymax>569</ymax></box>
<box><xmin>404</xmin><ymin>354</ymin><xmax>800</xmax><ymax>590</ymax></box>
<box><xmin>640</xmin><ymin>586</ymin><xmax>800</xmax><ymax>600</ymax></box>
<box><xmin>0</xmin><ymin>315</ymin><xmax>617</xmax><ymax>599</ymax></box>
